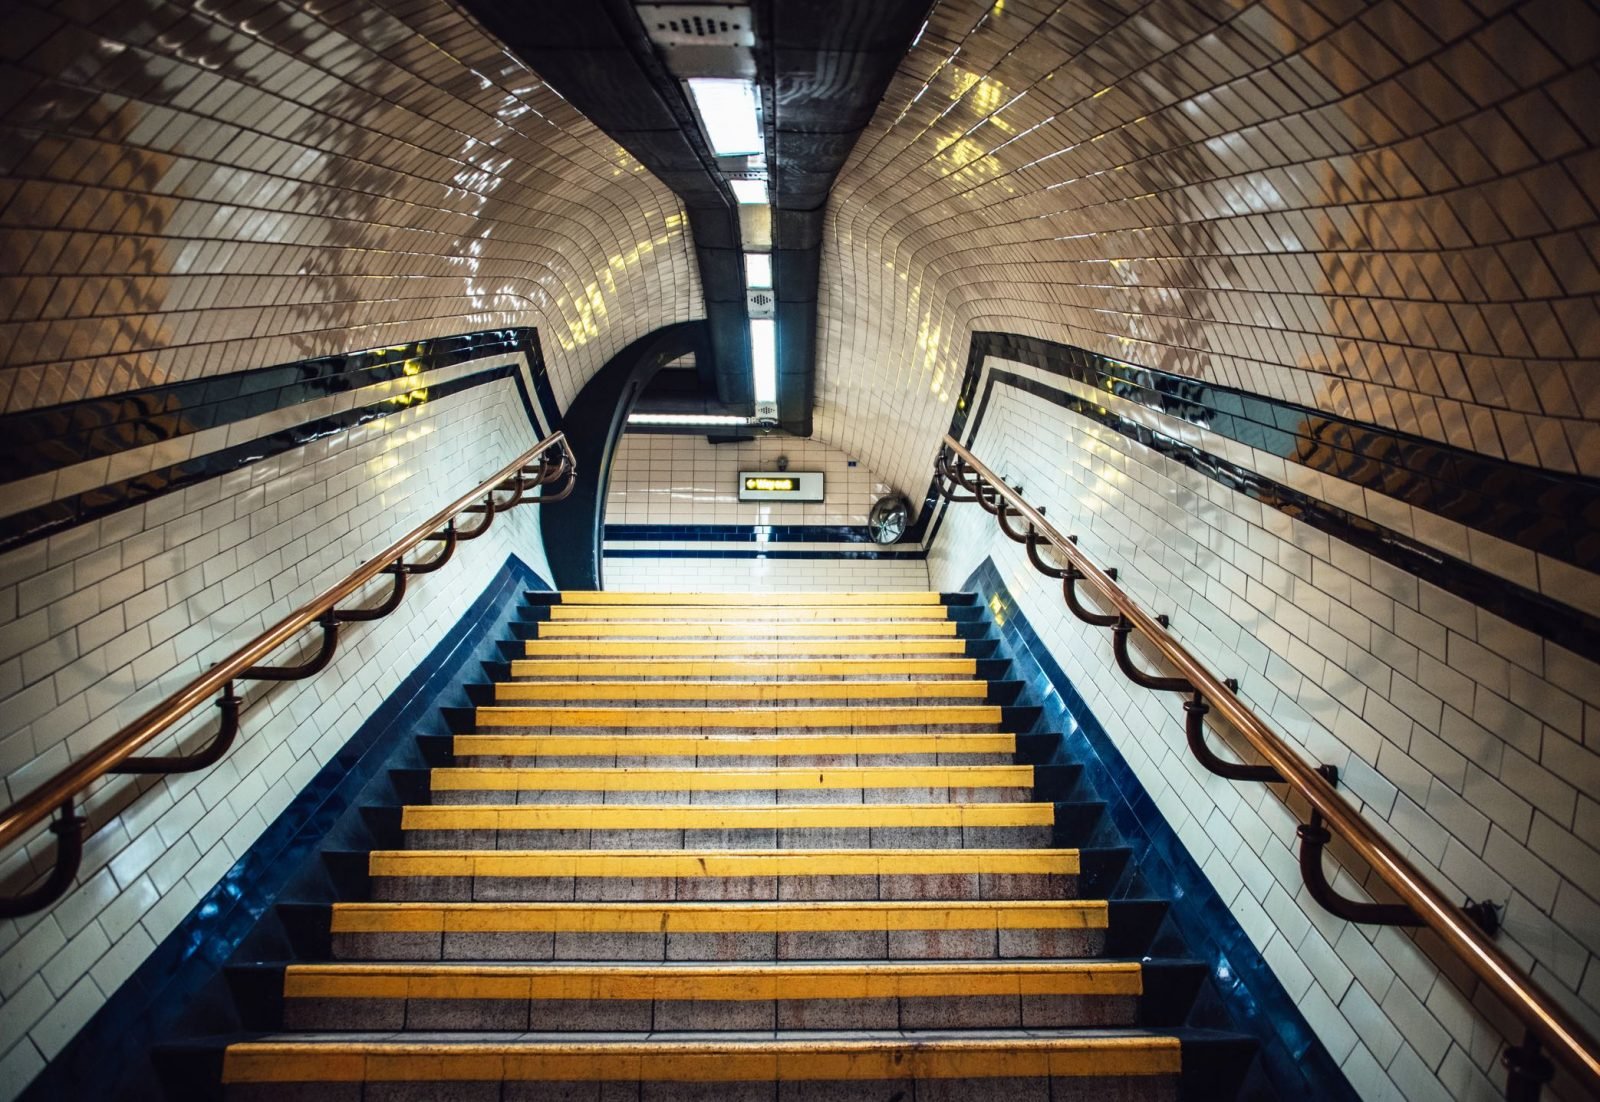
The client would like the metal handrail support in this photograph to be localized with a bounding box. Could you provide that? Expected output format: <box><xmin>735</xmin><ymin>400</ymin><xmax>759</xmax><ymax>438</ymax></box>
<box><xmin>934</xmin><ymin>435</ymin><xmax>1595</xmax><ymax>1097</ymax></box>
<box><xmin>0</xmin><ymin>431</ymin><xmax>576</xmax><ymax>918</ymax></box>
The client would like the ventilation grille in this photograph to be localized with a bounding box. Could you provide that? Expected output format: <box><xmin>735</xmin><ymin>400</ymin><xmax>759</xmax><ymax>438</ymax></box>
<box><xmin>747</xmin><ymin>288</ymin><xmax>775</xmax><ymax>317</ymax></box>
<box><xmin>638</xmin><ymin>5</ymin><xmax>755</xmax><ymax>48</ymax></box>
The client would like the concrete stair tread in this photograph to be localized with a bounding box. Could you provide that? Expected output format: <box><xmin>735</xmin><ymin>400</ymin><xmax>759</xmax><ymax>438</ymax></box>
<box><xmin>219</xmin><ymin>1027</ymin><xmax>1197</xmax><ymax>1084</ymax></box>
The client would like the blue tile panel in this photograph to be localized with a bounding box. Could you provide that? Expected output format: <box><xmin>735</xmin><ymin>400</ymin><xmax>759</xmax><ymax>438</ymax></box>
<box><xmin>964</xmin><ymin>556</ymin><xmax>1358</xmax><ymax>1102</ymax></box>
<box><xmin>19</xmin><ymin>553</ymin><xmax>550</xmax><ymax>1102</ymax></box>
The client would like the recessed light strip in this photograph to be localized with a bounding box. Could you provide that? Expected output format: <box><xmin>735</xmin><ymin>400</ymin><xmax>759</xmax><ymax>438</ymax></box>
<box><xmin>686</xmin><ymin>78</ymin><xmax>762</xmax><ymax>156</ymax></box>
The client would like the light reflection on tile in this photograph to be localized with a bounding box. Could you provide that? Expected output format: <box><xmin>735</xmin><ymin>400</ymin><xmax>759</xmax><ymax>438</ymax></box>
<box><xmin>0</xmin><ymin>0</ymin><xmax>699</xmax><ymax>417</ymax></box>
<box><xmin>816</xmin><ymin>0</ymin><xmax>1600</xmax><ymax>502</ymax></box>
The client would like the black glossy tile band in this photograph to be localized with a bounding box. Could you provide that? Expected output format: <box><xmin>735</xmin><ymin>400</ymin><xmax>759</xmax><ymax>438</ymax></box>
<box><xmin>962</xmin><ymin>333</ymin><xmax>1599</xmax><ymax>572</ymax></box>
<box><xmin>970</xmin><ymin>365</ymin><xmax>1600</xmax><ymax>661</ymax></box>
<box><xmin>0</xmin><ymin>327</ymin><xmax>558</xmax><ymax>482</ymax></box>
<box><xmin>0</xmin><ymin>364</ymin><xmax>532</xmax><ymax>555</ymax></box>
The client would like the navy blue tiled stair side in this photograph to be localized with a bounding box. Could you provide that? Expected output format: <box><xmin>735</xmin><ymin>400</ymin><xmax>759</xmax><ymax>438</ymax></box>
<box><xmin>962</xmin><ymin>556</ymin><xmax>1360</xmax><ymax>1102</ymax></box>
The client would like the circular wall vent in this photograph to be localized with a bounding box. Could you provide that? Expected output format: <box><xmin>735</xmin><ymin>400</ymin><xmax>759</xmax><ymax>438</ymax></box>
<box><xmin>868</xmin><ymin>494</ymin><xmax>910</xmax><ymax>545</ymax></box>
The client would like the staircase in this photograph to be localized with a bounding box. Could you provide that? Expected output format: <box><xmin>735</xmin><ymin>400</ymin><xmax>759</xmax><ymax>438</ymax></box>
<box><xmin>198</xmin><ymin>590</ymin><xmax>1257</xmax><ymax>1099</ymax></box>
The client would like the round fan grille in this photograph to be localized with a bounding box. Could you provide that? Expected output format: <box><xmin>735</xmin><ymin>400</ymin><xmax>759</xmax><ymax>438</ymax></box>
<box><xmin>867</xmin><ymin>494</ymin><xmax>910</xmax><ymax>545</ymax></box>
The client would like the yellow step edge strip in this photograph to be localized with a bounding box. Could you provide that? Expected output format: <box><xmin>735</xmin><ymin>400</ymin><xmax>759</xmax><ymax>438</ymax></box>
<box><xmin>283</xmin><ymin>961</ymin><xmax>1143</xmax><ymax>1001</ymax></box>
<box><xmin>547</xmin><ymin>605</ymin><xmax>953</xmax><ymax>621</ymax></box>
<box><xmin>223</xmin><ymin>1036</ymin><xmax>1182</xmax><ymax>1083</ymax></box>
<box><xmin>537</xmin><ymin>622</ymin><xmax>959</xmax><ymax>638</ymax></box>
<box><xmin>552</xmin><ymin>591</ymin><xmax>945</xmax><ymax>605</ymax></box>
<box><xmin>451</xmin><ymin>734</ymin><xmax>1016</xmax><ymax>757</ymax></box>
<box><xmin>368</xmin><ymin>848</ymin><xmax>1080</xmax><ymax>879</ymax></box>
<box><xmin>400</xmin><ymin>802</ymin><xmax>1055</xmax><ymax>830</ymax></box>
<box><xmin>430</xmin><ymin>765</ymin><xmax>1034</xmax><ymax>791</ymax></box>
<box><xmin>330</xmin><ymin>899</ymin><xmax>1110</xmax><ymax>935</ymax></box>
<box><xmin>492</xmin><ymin>680</ymin><xmax>989</xmax><ymax>701</ymax></box>
<box><xmin>474</xmin><ymin>705</ymin><xmax>1002</xmax><ymax>727</ymax></box>
<box><xmin>507</xmin><ymin>658</ymin><xmax>980</xmax><ymax>678</ymax></box>
<box><xmin>522</xmin><ymin>641</ymin><xmax>968</xmax><ymax>657</ymax></box>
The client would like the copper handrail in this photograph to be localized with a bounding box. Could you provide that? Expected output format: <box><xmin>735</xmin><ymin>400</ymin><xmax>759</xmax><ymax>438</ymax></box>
<box><xmin>937</xmin><ymin>434</ymin><xmax>1597</xmax><ymax>1097</ymax></box>
<box><xmin>0</xmin><ymin>431</ymin><xmax>576</xmax><ymax>913</ymax></box>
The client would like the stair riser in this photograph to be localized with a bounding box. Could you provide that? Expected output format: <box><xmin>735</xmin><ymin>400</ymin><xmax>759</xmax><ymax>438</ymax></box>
<box><xmin>370</xmin><ymin>872</ymin><xmax>1078</xmax><ymax>903</ymax></box>
<box><xmin>403</xmin><ymin>826</ymin><xmax>1055</xmax><ymax>850</ymax></box>
<box><xmin>226</xmin><ymin>1073</ymin><xmax>1179</xmax><ymax>1102</ymax></box>
<box><xmin>430</xmin><ymin>787</ymin><xmax>1034</xmax><ymax>805</ymax></box>
<box><xmin>330</xmin><ymin>927</ymin><xmax>1108</xmax><ymax>962</ymax></box>
<box><xmin>283</xmin><ymin>992</ymin><xmax>1139</xmax><ymax>1032</ymax></box>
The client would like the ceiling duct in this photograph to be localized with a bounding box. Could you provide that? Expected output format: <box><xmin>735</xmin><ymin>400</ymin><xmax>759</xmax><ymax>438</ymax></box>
<box><xmin>637</xmin><ymin>4</ymin><xmax>755</xmax><ymax>77</ymax></box>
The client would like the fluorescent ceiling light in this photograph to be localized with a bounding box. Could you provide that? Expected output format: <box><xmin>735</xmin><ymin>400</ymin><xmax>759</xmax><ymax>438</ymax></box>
<box><xmin>750</xmin><ymin>318</ymin><xmax>776</xmax><ymax>405</ymax></box>
<box><xmin>687</xmin><ymin>78</ymin><xmax>762</xmax><ymax>156</ymax></box>
<box><xmin>729</xmin><ymin>178</ymin><xmax>768</xmax><ymax>204</ymax></box>
<box><xmin>627</xmin><ymin>413</ymin><xmax>753</xmax><ymax>426</ymax></box>
<box><xmin>745</xmin><ymin>252</ymin><xmax>772</xmax><ymax>288</ymax></box>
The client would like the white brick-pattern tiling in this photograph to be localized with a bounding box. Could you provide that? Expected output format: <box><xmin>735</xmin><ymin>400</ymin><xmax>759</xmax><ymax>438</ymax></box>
<box><xmin>0</xmin><ymin>0</ymin><xmax>699</xmax><ymax>415</ymax></box>
<box><xmin>930</xmin><ymin>380</ymin><xmax>1600</xmax><ymax>1101</ymax></box>
<box><xmin>605</xmin><ymin>433</ymin><xmax>907</xmax><ymax>528</ymax></box>
<box><xmin>814</xmin><ymin>0</ymin><xmax>1600</xmax><ymax>517</ymax></box>
<box><xmin>0</xmin><ymin>375</ymin><xmax>552</xmax><ymax>1099</ymax></box>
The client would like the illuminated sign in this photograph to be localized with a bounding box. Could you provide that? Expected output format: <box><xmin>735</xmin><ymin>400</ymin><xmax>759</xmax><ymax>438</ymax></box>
<box><xmin>738</xmin><ymin>470</ymin><xmax>824</xmax><ymax>502</ymax></box>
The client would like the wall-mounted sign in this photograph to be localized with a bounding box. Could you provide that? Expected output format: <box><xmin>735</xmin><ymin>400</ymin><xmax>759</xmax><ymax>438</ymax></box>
<box><xmin>738</xmin><ymin>470</ymin><xmax>824</xmax><ymax>502</ymax></box>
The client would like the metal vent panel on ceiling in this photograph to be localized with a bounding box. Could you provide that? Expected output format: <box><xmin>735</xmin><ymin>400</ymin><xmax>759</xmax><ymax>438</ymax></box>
<box><xmin>747</xmin><ymin>288</ymin><xmax>775</xmax><ymax>318</ymax></box>
<box><xmin>637</xmin><ymin>4</ymin><xmax>755</xmax><ymax>48</ymax></box>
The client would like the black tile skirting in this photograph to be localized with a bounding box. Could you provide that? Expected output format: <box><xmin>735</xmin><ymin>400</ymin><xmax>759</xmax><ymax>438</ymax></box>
<box><xmin>921</xmin><ymin>334</ymin><xmax>1599</xmax><ymax>660</ymax></box>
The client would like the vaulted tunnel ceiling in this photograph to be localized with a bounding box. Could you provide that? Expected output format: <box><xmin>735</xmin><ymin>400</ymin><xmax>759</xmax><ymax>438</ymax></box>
<box><xmin>452</xmin><ymin>0</ymin><xmax>932</xmax><ymax>435</ymax></box>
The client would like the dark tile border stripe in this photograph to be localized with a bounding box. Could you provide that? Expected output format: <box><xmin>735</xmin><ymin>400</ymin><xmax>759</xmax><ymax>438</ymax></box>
<box><xmin>0</xmin><ymin>327</ymin><xmax>558</xmax><ymax>483</ymax></box>
<box><xmin>0</xmin><ymin>363</ymin><xmax>533</xmax><ymax>555</ymax></box>
<box><xmin>972</xmin><ymin>367</ymin><xmax>1600</xmax><ymax>661</ymax></box>
<box><xmin>917</xmin><ymin>332</ymin><xmax>1598</xmax><ymax>662</ymax></box>
<box><xmin>966</xmin><ymin>556</ymin><xmax>1357</xmax><ymax>1102</ymax></box>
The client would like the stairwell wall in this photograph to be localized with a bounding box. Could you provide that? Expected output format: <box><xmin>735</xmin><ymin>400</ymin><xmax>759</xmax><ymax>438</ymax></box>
<box><xmin>0</xmin><ymin>0</ymin><xmax>703</xmax><ymax>1087</ymax></box>
<box><xmin>0</xmin><ymin>367</ymin><xmax>553</xmax><ymax>1098</ymax></box>
<box><xmin>600</xmin><ymin>431</ymin><xmax>931</xmax><ymax>592</ymax></box>
<box><xmin>929</xmin><ymin>358</ymin><xmax>1600</xmax><ymax>1101</ymax></box>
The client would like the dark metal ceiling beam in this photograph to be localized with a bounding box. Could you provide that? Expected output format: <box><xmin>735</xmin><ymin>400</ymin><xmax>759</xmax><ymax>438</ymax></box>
<box><xmin>456</xmin><ymin>0</ymin><xmax>751</xmax><ymax>410</ymax></box>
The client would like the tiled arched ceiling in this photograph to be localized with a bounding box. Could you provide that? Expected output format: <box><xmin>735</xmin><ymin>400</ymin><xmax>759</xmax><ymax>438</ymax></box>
<box><xmin>0</xmin><ymin>0</ymin><xmax>700</xmax><ymax>414</ymax></box>
<box><xmin>816</xmin><ymin>0</ymin><xmax>1600</xmax><ymax>506</ymax></box>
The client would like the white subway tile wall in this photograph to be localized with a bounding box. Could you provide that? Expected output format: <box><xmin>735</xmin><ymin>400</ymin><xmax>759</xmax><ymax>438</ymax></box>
<box><xmin>0</xmin><ymin>0</ymin><xmax>699</xmax><ymax>415</ymax></box>
<box><xmin>602</xmin><ymin>556</ymin><xmax>931</xmax><ymax>593</ymax></box>
<box><xmin>0</xmin><ymin>377</ymin><xmax>552</xmax><ymax>1098</ymax></box>
<box><xmin>601</xmin><ymin>432</ymin><xmax>929</xmax><ymax>591</ymax></box>
<box><xmin>605</xmin><ymin>432</ymin><xmax>905</xmax><ymax>527</ymax></box>
<box><xmin>931</xmin><ymin>371</ymin><xmax>1600</xmax><ymax>1101</ymax></box>
<box><xmin>816</xmin><ymin>0</ymin><xmax>1600</xmax><ymax>513</ymax></box>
